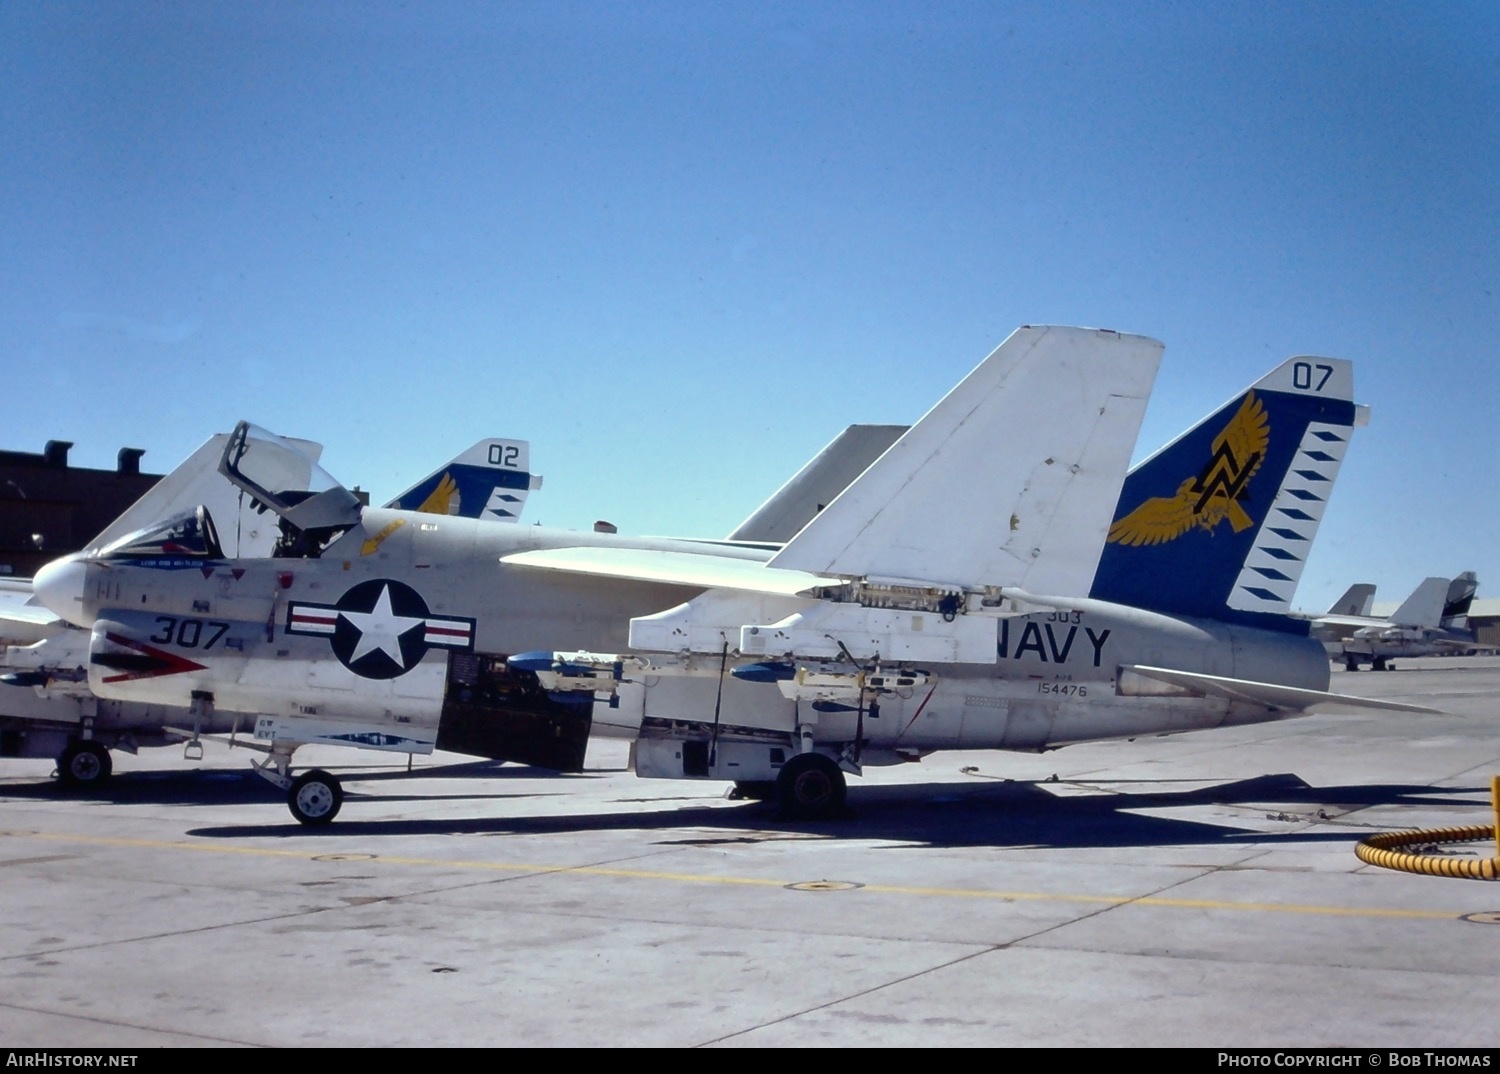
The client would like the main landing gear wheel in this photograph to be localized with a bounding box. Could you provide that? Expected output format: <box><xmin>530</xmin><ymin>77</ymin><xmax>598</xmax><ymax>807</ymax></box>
<box><xmin>288</xmin><ymin>769</ymin><xmax>343</xmax><ymax>826</ymax></box>
<box><xmin>728</xmin><ymin>780</ymin><xmax>777</xmax><ymax>801</ymax></box>
<box><xmin>57</xmin><ymin>741</ymin><xmax>112</xmax><ymax>787</ymax></box>
<box><xmin>776</xmin><ymin>754</ymin><xmax>847</xmax><ymax>820</ymax></box>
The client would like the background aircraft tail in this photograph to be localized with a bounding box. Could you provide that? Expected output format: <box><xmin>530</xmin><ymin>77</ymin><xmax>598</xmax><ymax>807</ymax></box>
<box><xmin>1387</xmin><ymin>577</ymin><xmax>1450</xmax><ymax>630</ymax></box>
<box><xmin>1326</xmin><ymin>583</ymin><xmax>1376</xmax><ymax>617</ymax></box>
<box><xmin>727</xmin><ymin>425</ymin><xmax>907</xmax><ymax>545</ymax></box>
<box><xmin>1442</xmin><ymin>571</ymin><xmax>1478</xmax><ymax>626</ymax></box>
<box><xmin>1089</xmin><ymin>356</ymin><xmax>1366</xmax><ymax>627</ymax></box>
<box><xmin>385</xmin><ymin>439</ymin><xmax>541</xmax><ymax>522</ymax></box>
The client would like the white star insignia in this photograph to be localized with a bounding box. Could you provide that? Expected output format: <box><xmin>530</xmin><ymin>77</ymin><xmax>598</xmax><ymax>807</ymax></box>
<box><xmin>339</xmin><ymin>584</ymin><xmax>426</xmax><ymax>668</ymax></box>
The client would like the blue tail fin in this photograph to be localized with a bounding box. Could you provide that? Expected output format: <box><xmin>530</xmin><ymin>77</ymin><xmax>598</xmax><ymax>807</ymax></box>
<box><xmin>385</xmin><ymin>439</ymin><xmax>542</xmax><ymax>522</ymax></box>
<box><xmin>1090</xmin><ymin>357</ymin><xmax>1364</xmax><ymax>627</ymax></box>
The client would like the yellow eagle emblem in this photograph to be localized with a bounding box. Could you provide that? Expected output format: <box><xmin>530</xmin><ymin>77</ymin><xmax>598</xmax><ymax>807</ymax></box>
<box><xmin>1107</xmin><ymin>391</ymin><xmax>1270</xmax><ymax>546</ymax></box>
<box><xmin>415</xmin><ymin>472</ymin><xmax>460</xmax><ymax>516</ymax></box>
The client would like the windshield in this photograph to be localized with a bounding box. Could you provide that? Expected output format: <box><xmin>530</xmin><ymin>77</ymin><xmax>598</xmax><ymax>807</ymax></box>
<box><xmin>98</xmin><ymin>506</ymin><xmax>224</xmax><ymax>562</ymax></box>
<box><xmin>219</xmin><ymin>421</ymin><xmax>363</xmax><ymax>533</ymax></box>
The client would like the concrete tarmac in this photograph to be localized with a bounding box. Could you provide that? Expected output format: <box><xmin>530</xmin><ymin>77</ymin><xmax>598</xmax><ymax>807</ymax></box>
<box><xmin>1</xmin><ymin>657</ymin><xmax>1498</xmax><ymax>1047</ymax></box>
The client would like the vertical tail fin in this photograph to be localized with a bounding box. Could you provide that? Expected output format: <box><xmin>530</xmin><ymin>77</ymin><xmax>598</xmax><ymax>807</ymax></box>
<box><xmin>1090</xmin><ymin>356</ymin><xmax>1366</xmax><ymax>625</ymax></box>
<box><xmin>1442</xmin><ymin>571</ymin><xmax>1478</xmax><ymax>626</ymax></box>
<box><xmin>385</xmin><ymin>439</ymin><xmax>542</xmax><ymax>522</ymax></box>
<box><xmin>1326</xmin><ymin>583</ymin><xmax>1376</xmax><ymax>617</ymax></box>
<box><xmin>1387</xmin><ymin>577</ymin><xmax>1450</xmax><ymax>629</ymax></box>
<box><xmin>727</xmin><ymin>425</ymin><xmax>907</xmax><ymax>544</ymax></box>
<box><xmin>768</xmin><ymin>326</ymin><xmax>1163</xmax><ymax>593</ymax></box>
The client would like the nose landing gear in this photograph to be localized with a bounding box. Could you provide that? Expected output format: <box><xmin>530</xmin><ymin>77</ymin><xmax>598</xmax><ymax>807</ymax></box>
<box><xmin>56</xmin><ymin>740</ymin><xmax>112</xmax><ymax>787</ymax></box>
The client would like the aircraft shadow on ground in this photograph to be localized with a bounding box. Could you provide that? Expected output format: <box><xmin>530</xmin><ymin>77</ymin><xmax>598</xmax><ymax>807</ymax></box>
<box><xmin>4</xmin><ymin>758</ymin><xmax>1485</xmax><ymax>850</ymax></box>
<box><xmin>167</xmin><ymin>767</ymin><xmax>1492</xmax><ymax>850</ymax></box>
<box><xmin>0</xmin><ymin>756</ymin><xmax>585</xmax><ymax>809</ymax></box>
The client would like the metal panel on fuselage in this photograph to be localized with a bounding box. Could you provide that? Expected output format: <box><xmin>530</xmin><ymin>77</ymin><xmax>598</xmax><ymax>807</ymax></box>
<box><xmin>619</xmin><ymin>601</ymin><xmax>1331</xmax><ymax>755</ymax></box>
<box><xmin>73</xmin><ymin>509</ymin><xmax>1333</xmax><ymax>757</ymax></box>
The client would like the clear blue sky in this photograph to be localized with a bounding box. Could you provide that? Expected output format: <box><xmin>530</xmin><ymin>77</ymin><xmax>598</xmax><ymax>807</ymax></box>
<box><xmin>4</xmin><ymin>1</ymin><xmax>1496</xmax><ymax>610</ymax></box>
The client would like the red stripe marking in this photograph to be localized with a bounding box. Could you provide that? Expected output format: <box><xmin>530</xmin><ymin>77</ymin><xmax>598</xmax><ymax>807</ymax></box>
<box><xmin>292</xmin><ymin>612</ymin><xmax>338</xmax><ymax>626</ymax></box>
<box><xmin>425</xmin><ymin>624</ymin><xmax>471</xmax><ymax>639</ymax></box>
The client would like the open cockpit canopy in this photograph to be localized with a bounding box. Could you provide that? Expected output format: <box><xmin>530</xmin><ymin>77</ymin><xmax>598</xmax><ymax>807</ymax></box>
<box><xmin>219</xmin><ymin>421</ymin><xmax>363</xmax><ymax>535</ymax></box>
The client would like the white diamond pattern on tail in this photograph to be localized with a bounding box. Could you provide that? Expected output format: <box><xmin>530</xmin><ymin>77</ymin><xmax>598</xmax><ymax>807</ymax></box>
<box><xmin>1227</xmin><ymin>421</ymin><xmax>1350</xmax><ymax>614</ymax></box>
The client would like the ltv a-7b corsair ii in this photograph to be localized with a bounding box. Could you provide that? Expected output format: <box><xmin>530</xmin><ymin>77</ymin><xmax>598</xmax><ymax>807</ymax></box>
<box><xmin>30</xmin><ymin>326</ymin><xmax>1426</xmax><ymax>824</ymax></box>
<box><xmin>0</xmin><ymin>435</ymin><xmax>541</xmax><ymax>783</ymax></box>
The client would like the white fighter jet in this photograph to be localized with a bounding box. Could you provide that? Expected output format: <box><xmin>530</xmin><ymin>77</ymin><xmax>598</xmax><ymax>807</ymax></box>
<box><xmin>0</xmin><ymin>436</ymin><xmax>540</xmax><ymax>782</ymax></box>
<box><xmin>27</xmin><ymin>326</ymin><xmax>1428</xmax><ymax>823</ymax></box>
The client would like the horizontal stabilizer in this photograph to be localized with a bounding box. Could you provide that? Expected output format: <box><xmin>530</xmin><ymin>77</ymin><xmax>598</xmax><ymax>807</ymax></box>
<box><xmin>500</xmin><ymin>547</ymin><xmax>834</xmax><ymax>597</ymax></box>
<box><xmin>1121</xmin><ymin>664</ymin><xmax>1444</xmax><ymax>715</ymax></box>
<box><xmin>0</xmin><ymin>579</ymin><xmax>62</xmax><ymax>645</ymax></box>
<box><xmin>769</xmin><ymin>326</ymin><xmax>1164</xmax><ymax>593</ymax></box>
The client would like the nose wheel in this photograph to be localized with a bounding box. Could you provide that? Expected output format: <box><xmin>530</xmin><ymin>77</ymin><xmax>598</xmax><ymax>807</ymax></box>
<box><xmin>288</xmin><ymin>769</ymin><xmax>343</xmax><ymax>825</ymax></box>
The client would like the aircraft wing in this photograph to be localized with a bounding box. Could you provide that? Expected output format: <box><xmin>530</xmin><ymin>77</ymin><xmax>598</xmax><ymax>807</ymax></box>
<box><xmin>89</xmin><ymin>433</ymin><xmax>325</xmax><ymax>557</ymax></box>
<box><xmin>1311</xmin><ymin>614</ymin><xmax>1385</xmax><ymax>630</ymax></box>
<box><xmin>1121</xmin><ymin>664</ymin><xmax>1445</xmax><ymax>715</ymax></box>
<box><xmin>767</xmin><ymin>326</ymin><xmax>1164</xmax><ymax>594</ymax></box>
<box><xmin>0</xmin><ymin>578</ymin><xmax>62</xmax><ymax>646</ymax></box>
<box><xmin>499</xmin><ymin>547</ymin><xmax>834</xmax><ymax>597</ymax></box>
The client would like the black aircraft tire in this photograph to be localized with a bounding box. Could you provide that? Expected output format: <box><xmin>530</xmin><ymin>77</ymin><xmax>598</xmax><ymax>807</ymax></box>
<box><xmin>57</xmin><ymin>741</ymin><xmax>112</xmax><ymax>787</ymax></box>
<box><xmin>776</xmin><ymin>754</ymin><xmax>847</xmax><ymax>820</ymax></box>
<box><xmin>288</xmin><ymin>769</ymin><xmax>344</xmax><ymax>826</ymax></box>
<box><xmin>730</xmin><ymin>780</ymin><xmax>777</xmax><ymax>801</ymax></box>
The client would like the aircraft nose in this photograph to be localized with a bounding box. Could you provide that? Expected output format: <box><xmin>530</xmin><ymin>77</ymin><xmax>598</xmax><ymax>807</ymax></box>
<box><xmin>32</xmin><ymin>554</ymin><xmax>91</xmax><ymax>628</ymax></box>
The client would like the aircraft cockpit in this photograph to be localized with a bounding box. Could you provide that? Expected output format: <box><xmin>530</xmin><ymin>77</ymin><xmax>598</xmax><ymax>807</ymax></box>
<box><xmin>97</xmin><ymin>505</ymin><xmax>225</xmax><ymax>562</ymax></box>
<box><xmin>219</xmin><ymin>421</ymin><xmax>364</xmax><ymax>558</ymax></box>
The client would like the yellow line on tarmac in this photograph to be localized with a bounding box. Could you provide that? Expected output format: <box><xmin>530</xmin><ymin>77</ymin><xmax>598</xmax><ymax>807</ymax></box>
<box><xmin>3</xmin><ymin>829</ymin><xmax>1466</xmax><ymax>921</ymax></box>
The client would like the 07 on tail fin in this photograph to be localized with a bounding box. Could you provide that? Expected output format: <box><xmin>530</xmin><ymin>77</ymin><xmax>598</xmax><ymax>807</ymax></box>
<box><xmin>1090</xmin><ymin>356</ymin><xmax>1367</xmax><ymax>626</ymax></box>
<box><xmin>385</xmin><ymin>439</ymin><xmax>542</xmax><ymax>522</ymax></box>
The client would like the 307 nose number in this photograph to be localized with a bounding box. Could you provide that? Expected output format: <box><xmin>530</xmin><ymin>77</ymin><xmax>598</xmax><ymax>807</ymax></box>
<box><xmin>150</xmin><ymin>616</ymin><xmax>230</xmax><ymax>650</ymax></box>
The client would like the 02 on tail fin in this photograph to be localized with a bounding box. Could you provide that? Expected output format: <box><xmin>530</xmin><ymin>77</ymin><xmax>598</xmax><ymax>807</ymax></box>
<box><xmin>1090</xmin><ymin>356</ymin><xmax>1366</xmax><ymax>625</ymax></box>
<box><xmin>385</xmin><ymin>439</ymin><xmax>542</xmax><ymax>522</ymax></box>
